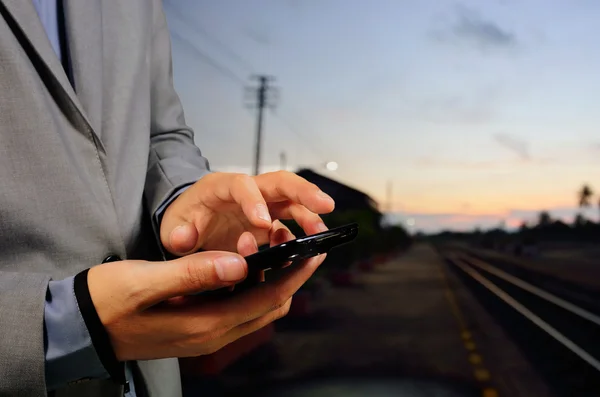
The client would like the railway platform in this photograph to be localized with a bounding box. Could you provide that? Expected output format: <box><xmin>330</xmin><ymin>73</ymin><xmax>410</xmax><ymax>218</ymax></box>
<box><xmin>190</xmin><ymin>244</ymin><xmax>553</xmax><ymax>397</ymax></box>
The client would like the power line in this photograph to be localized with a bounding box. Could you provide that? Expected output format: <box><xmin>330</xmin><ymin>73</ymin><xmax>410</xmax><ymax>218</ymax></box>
<box><xmin>169</xmin><ymin>26</ymin><xmax>329</xmax><ymax>161</ymax></box>
<box><xmin>169</xmin><ymin>29</ymin><xmax>247</xmax><ymax>87</ymax></box>
<box><xmin>270</xmin><ymin>110</ymin><xmax>329</xmax><ymax>161</ymax></box>
<box><xmin>163</xmin><ymin>0</ymin><xmax>256</xmax><ymax>73</ymax></box>
<box><xmin>164</xmin><ymin>4</ymin><xmax>337</xmax><ymax>167</ymax></box>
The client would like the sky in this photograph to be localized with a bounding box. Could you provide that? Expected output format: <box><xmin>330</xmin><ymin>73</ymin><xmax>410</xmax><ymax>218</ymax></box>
<box><xmin>163</xmin><ymin>0</ymin><xmax>600</xmax><ymax>233</ymax></box>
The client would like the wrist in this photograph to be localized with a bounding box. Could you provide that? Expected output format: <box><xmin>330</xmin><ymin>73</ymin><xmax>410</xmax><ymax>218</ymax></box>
<box><xmin>74</xmin><ymin>266</ymin><xmax>127</xmax><ymax>387</ymax></box>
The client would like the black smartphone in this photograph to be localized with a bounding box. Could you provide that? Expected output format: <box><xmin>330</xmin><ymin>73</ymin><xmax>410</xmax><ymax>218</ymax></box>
<box><xmin>245</xmin><ymin>222</ymin><xmax>359</xmax><ymax>272</ymax></box>
<box><xmin>200</xmin><ymin>223</ymin><xmax>359</xmax><ymax>297</ymax></box>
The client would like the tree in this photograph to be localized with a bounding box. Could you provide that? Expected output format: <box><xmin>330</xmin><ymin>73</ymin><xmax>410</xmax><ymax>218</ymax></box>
<box><xmin>573</xmin><ymin>213</ymin><xmax>587</xmax><ymax>228</ymax></box>
<box><xmin>578</xmin><ymin>184</ymin><xmax>593</xmax><ymax>208</ymax></box>
<box><xmin>519</xmin><ymin>221</ymin><xmax>529</xmax><ymax>233</ymax></box>
<box><xmin>537</xmin><ymin>211</ymin><xmax>552</xmax><ymax>227</ymax></box>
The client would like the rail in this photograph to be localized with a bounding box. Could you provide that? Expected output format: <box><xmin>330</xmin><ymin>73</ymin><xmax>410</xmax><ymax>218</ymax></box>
<box><xmin>440</xmin><ymin>249</ymin><xmax>600</xmax><ymax>396</ymax></box>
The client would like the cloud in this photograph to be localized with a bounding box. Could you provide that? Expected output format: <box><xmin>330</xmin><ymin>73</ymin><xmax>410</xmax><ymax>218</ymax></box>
<box><xmin>243</xmin><ymin>25</ymin><xmax>271</xmax><ymax>46</ymax></box>
<box><xmin>588</xmin><ymin>142</ymin><xmax>600</xmax><ymax>152</ymax></box>
<box><xmin>407</xmin><ymin>94</ymin><xmax>495</xmax><ymax>125</ymax></box>
<box><xmin>453</xmin><ymin>6</ymin><xmax>515</xmax><ymax>48</ymax></box>
<box><xmin>414</xmin><ymin>157</ymin><xmax>503</xmax><ymax>170</ymax></box>
<box><xmin>493</xmin><ymin>132</ymin><xmax>530</xmax><ymax>161</ymax></box>
<box><xmin>432</xmin><ymin>5</ymin><xmax>517</xmax><ymax>51</ymax></box>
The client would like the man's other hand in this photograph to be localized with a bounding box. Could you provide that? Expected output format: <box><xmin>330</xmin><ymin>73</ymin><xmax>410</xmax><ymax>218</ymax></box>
<box><xmin>159</xmin><ymin>171</ymin><xmax>335</xmax><ymax>255</ymax></box>
<box><xmin>87</xmin><ymin>247</ymin><xmax>325</xmax><ymax>361</ymax></box>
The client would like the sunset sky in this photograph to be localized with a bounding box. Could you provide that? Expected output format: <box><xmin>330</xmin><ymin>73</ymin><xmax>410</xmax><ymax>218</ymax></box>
<box><xmin>164</xmin><ymin>0</ymin><xmax>600</xmax><ymax>233</ymax></box>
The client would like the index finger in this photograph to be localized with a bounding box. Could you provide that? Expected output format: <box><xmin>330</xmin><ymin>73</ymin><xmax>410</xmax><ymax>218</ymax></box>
<box><xmin>209</xmin><ymin>173</ymin><xmax>272</xmax><ymax>229</ymax></box>
<box><xmin>254</xmin><ymin>171</ymin><xmax>335</xmax><ymax>214</ymax></box>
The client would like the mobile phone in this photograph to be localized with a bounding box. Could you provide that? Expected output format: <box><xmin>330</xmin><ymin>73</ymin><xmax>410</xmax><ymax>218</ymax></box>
<box><xmin>245</xmin><ymin>222</ymin><xmax>359</xmax><ymax>272</ymax></box>
<box><xmin>200</xmin><ymin>223</ymin><xmax>359</xmax><ymax>297</ymax></box>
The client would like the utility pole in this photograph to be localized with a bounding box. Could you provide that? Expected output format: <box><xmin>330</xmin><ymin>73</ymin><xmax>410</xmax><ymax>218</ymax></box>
<box><xmin>280</xmin><ymin>151</ymin><xmax>287</xmax><ymax>171</ymax></box>
<box><xmin>245</xmin><ymin>75</ymin><xmax>277</xmax><ymax>176</ymax></box>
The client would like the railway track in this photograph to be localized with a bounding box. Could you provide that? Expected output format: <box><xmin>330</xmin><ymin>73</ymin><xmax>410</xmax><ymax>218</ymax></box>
<box><xmin>440</xmin><ymin>249</ymin><xmax>600</xmax><ymax>397</ymax></box>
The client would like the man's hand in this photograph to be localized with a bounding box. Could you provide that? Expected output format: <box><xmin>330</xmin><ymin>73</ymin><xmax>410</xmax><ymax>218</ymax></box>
<box><xmin>87</xmin><ymin>237</ymin><xmax>324</xmax><ymax>361</ymax></box>
<box><xmin>159</xmin><ymin>171</ymin><xmax>335</xmax><ymax>255</ymax></box>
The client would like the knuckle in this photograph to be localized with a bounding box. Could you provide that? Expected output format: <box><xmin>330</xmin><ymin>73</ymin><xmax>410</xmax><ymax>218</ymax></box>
<box><xmin>204</xmin><ymin>172</ymin><xmax>219</xmax><ymax>184</ymax></box>
<box><xmin>185</xmin><ymin>322</ymin><xmax>229</xmax><ymax>353</ymax></box>
<box><xmin>202</xmin><ymin>343</ymin><xmax>223</xmax><ymax>356</ymax></box>
<box><xmin>267</xmin><ymin>286</ymin><xmax>290</xmax><ymax>312</ymax></box>
<box><xmin>212</xmin><ymin>315</ymin><xmax>237</xmax><ymax>333</ymax></box>
<box><xmin>274</xmin><ymin>170</ymin><xmax>292</xmax><ymax>182</ymax></box>
<box><xmin>180</xmin><ymin>257</ymin><xmax>211</xmax><ymax>291</ymax></box>
<box><xmin>275</xmin><ymin>299</ymin><xmax>292</xmax><ymax>320</ymax></box>
<box><xmin>193</xmin><ymin>340</ymin><xmax>223</xmax><ymax>356</ymax></box>
<box><xmin>233</xmin><ymin>173</ymin><xmax>253</xmax><ymax>187</ymax></box>
<box><xmin>118</xmin><ymin>263</ymin><xmax>147</xmax><ymax>311</ymax></box>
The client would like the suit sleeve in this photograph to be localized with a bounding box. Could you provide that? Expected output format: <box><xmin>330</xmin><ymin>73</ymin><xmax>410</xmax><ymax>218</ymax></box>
<box><xmin>144</xmin><ymin>0</ymin><xmax>212</xmax><ymax>220</ymax></box>
<box><xmin>0</xmin><ymin>271</ymin><xmax>50</xmax><ymax>396</ymax></box>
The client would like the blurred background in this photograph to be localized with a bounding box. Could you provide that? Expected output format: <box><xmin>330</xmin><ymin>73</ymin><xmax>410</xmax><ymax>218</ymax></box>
<box><xmin>164</xmin><ymin>1</ymin><xmax>600</xmax><ymax>396</ymax></box>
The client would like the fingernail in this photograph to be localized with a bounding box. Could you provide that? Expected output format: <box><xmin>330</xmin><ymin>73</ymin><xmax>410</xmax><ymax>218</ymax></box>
<box><xmin>214</xmin><ymin>256</ymin><xmax>246</xmax><ymax>282</ymax></box>
<box><xmin>256</xmin><ymin>204</ymin><xmax>271</xmax><ymax>223</ymax></box>
<box><xmin>317</xmin><ymin>190</ymin><xmax>333</xmax><ymax>202</ymax></box>
<box><xmin>317</xmin><ymin>222</ymin><xmax>328</xmax><ymax>232</ymax></box>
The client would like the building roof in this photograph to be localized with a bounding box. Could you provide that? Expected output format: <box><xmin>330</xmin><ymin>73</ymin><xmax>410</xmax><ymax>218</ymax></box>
<box><xmin>295</xmin><ymin>168</ymin><xmax>380</xmax><ymax>212</ymax></box>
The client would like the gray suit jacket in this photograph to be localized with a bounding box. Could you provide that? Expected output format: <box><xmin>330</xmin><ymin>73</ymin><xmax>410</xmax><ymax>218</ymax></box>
<box><xmin>0</xmin><ymin>0</ymin><xmax>211</xmax><ymax>395</ymax></box>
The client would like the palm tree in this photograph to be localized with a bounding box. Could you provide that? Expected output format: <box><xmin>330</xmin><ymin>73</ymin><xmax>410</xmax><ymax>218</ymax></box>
<box><xmin>578</xmin><ymin>184</ymin><xmax>593</xmax><ymax>208</ymax></box>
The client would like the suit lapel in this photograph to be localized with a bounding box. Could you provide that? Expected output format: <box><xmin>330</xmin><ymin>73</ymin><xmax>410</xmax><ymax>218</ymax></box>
<box><xmin>0</xmin><ymin>0</ymin><xmax>103</xmax><ymax>147</ymax></box>
<box><xmin>63</xmin><ymin>0</ymin><xmax>104</xmax><ymax>136</ymax></box>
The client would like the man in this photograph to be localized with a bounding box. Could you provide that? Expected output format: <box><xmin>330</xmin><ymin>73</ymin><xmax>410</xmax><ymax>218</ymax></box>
<box><xmin>0</xmin><ymin>1</ymin><xmax>334</xmax><ymax>396</ymax></box>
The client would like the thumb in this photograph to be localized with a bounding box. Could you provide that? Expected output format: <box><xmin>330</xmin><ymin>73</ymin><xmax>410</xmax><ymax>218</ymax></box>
<box><xmin>166</xmin><ymin>223</ymin><xmax>198</xmax><ymax>255</ymax></box>
<box><xmin>135</xmin><ymin>252</ymin><xmax>248</xmax><ymax>309</ymax></box>
<box><xmin>159</xmin><ymin>196</ymin><xmax>201</xmax><ymax>255</ymax></box>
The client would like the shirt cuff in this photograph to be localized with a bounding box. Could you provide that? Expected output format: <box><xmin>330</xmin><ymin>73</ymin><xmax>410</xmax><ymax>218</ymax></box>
<box><xmin>154</xmin><ymin>184</ymin><xmax>193</xmax><ymax>224</ymax></box>
<box><xmin>44</xmin><ymin>276</ymin><xmax>109</xmax><ymax>391</ymax></box>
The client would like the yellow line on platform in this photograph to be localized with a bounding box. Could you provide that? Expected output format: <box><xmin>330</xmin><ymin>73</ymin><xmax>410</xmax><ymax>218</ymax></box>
<box><xmin>436</xmin><ymin>250</ymin><xmax>498</xmax><ymax>397</ymax></box>
<box><xmin>482</xmin><ymin>387</ymin><xmax>499</xmax><ymax>397</ymax></box>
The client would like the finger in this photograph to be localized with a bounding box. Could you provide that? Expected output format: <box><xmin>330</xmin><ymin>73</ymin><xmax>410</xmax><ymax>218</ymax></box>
<box><xmin>269</xmin><ymin>220</ymin><xmax>296</xmax><ymax>247</ymax></box>
<box><xmin>268</xmin><ymin>202</ymin><xmax>328</xmax><ymax>236</ymax></box>
<box><xmin>237</xmin><ymin>231</ymin><xmax>259</xmax><ymax>257</ymax></box>
<box><xmin>159</xmin><ymin>188</ymin><xmax>204</xmax><ymax>256</ymax></box>
<box><xmin>237</xmin><ymin>231</ymin><xmax>264</xmax><ymax>285</ymax></box>
<box><xmin>210</xmin><ymin>173</ymin><xmax>272</xmax><ymax>229</ymax></box>
<box><xmin>237</xmin><ymin>220</ymin><xmax>293</xmax><ymax>255</ymax></box>
<box><xmin>269</xmin><ymin>221</ymin><xmax>295</xmax><ymax>269</ymax></box>
<box><xmin>158</xmin><ymin>182</ymin><xmax>216</xmax><ymax>256</ymax></box>
<box><xmin>215</xmin><ymin>297</ymin><xmax>293</xmax><ymax>350</ymax></box>
<box><xmin>160</xmin><ymin>173</ymin><xmax>272</xmax><ymax>255</ymax></box>
<box><xmin>166</xmin><ymin>222</ymin><xmax>200</xmax><ymax>256</ymax></box>
<box><xmin>254</xmin><ymin>171</ymin><xmax>335</xmax><ymax>214</ymax></box>
<box><xmin>146</xmin><ymin>297</ymin><xmax>294</xmax><ymax>358</ymax></box>
<box><xmin>139</xmin><ymin>253</ymin><xmax>324</xmax><ymax>352</ymax></box>
<box><xmin>239</xmin><ymin>297</ymin><xmax>293</xmax><ymax>331</ymax></box>
<box><xmin>126</xmin><ymin>252</ymin><xmax>248</xmax><ymax>309</ymax></box>
<box><xmin>214</xmin><ymin>253</ymin><xmax>326</xmax><ymax>326</ymax></box>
